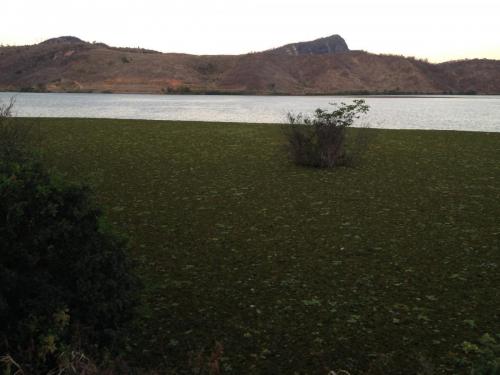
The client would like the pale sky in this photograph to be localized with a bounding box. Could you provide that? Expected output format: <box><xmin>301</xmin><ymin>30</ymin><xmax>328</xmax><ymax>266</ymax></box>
<box><xmin>1</xmin><ymin>0</ymin><xmax>499</xmax><ymax>62</ymax></box>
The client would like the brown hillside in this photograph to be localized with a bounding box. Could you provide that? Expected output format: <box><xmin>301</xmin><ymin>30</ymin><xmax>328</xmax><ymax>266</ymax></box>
<box><xmin>0</xmin><ymin>36</ymin><xmax>499</xmax><ymax>95</ymax></box>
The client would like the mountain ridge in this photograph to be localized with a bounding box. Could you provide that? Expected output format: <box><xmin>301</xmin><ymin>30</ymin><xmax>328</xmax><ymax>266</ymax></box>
<box><xmin>266</xmin><ymin>34</ymin><xmax>350</xmax><ymax>56</ymax></box>
<box><xmin>1</xmin><ymin>35</ymin><xmax>499</xmax><ymax>95</ymax></box>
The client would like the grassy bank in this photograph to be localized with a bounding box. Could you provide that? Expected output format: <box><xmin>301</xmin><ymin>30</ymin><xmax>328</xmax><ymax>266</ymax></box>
<box><xmin>31</xmin><ymin>118</ymin><xmax>500</xmax><ymax>373</ymax></box>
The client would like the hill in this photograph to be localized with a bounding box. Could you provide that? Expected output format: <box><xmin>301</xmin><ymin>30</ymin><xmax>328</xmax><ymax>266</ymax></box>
<box><xmin>1</xmin><ymin>35</ymin><xmax>499</xmax><ymax>94</ymax></box>
<box><xmin>266</xmin><ymin>34</ymin><xmax>350</xmax><ymax>55</ymax></box>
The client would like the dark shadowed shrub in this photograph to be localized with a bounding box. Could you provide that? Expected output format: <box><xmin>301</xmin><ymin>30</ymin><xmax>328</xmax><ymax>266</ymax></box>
<box><xmin>0</xmin><ymin>160</ymin><xmax>139</xmax><ymax>372</ymax></box>
<box><xmin>283</xmin><ymin>99</ymin><xmax>370</xmax><ymax>168</ymax></box>
<box><xmin>454</xmin><ymin>333</ymin><xmax>500</xmax><ymax>374</ymax></box>
<box><xmin>0</xmin><ymin>97</ymin><xmax>38</xmax><ymax>163</ymax></box>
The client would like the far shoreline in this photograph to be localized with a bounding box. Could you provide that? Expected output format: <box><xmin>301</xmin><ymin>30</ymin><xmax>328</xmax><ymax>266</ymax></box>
<box><xmin>2</xmin><ymin>90</ymin><xmax>499</xmax><ymax>99</ymax></box>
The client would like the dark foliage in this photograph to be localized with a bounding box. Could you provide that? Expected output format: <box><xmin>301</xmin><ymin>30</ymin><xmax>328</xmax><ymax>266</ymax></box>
<box><xmin>0</xmin><ymin>98</ymin><xmax>37</xmax><ymax>163</ymax></box>
<box><xmin>284</xmin><ymin>99</ymin><xmax>369</xmax><ymax>168</ymax></box>
<box><xmin>0</xmin><ymin>160</ymin><xmax>139</xmax><ymax>371</ymax></box>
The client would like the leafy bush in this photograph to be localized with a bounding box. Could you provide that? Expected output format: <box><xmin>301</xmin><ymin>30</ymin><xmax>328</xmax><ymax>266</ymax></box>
<box><xmin>0</xmin><ymin>160</ymin><xmax>139</xmax><ymax>372</ymax></box>
<box><xmin>0</xmin><ymin>97</ymin><xmax>37</xmax><ymax>163</ymax></box>
<box><xmin>284</xmin><ymin>99</ymin><xmax>370</xmax><ymax>168</ymax></box>
<box><xmin>455</xmin><ymin>333</ymin><xmax>500</xmax><ymax>374</ymax></box>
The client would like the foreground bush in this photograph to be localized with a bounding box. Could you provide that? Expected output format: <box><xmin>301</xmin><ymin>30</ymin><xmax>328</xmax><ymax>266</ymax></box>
<box><xmin>0</xmin><ymin>98</ymin><xmax>36</xmax><ymax>163</ymax></box>
<box><xmin>0</xmin><ymin>160</ymin><xmax>139</xmax><ymax>373</ymax></box>
<box><xmin>284</xmin><ymin>99</ymin><xmax>369</xmax><ymax>168</ymax></box>
<box><xmin>454</xmin><ymin>333</ymin><xmax>500</xmax><ymax>374</ymax></box>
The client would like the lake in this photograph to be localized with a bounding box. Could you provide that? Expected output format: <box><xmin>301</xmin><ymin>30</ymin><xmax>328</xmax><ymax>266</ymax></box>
<box><xmin>1</xmin><ymin>92</ymin><xmax>500</xmax><ymax>132</ymax></box>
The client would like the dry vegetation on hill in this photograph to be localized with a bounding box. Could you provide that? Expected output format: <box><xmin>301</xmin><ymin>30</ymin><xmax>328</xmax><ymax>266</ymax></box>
<box><xmin>1</xmin><ymin>35</ymin><xmax>499</xmax><ymax>95</ymax></box>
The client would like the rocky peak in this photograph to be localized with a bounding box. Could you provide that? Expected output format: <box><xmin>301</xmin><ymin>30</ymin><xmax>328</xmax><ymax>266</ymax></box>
<box><xmin>40</xmin><ymin>36</ymin><xmax>87</xmax><ymax>46</ymax></box>
<box><xmin>268</xmin><ymin>34</ymin><xmax>349</xmax><ymax>56</ymax></box>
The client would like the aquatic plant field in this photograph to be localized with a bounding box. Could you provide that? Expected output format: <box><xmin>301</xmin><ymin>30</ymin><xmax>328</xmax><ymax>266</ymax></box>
<box><xmin>34</xmin><ymin>118</ymin><xmax>500</xmax><ymax>373</ymax></box>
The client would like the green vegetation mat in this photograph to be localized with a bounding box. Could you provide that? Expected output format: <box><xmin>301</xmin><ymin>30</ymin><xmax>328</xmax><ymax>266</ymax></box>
<box><xmin>32</xmin><ymin>118</ymin><xmax>500</xmax><ymax>373</ymax></box>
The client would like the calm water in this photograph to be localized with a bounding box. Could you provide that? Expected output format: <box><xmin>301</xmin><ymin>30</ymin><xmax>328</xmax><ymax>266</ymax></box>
<box><xmin>1</xmin><ymin>92</ymin><xmax>500</xmax><ymax>132</ymax></box>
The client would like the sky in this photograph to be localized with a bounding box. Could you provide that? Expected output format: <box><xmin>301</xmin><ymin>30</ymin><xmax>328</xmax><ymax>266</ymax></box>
<box><xmin>1</xmin><ymin>0</ymin><xmax>499</xmax><ymax>62</ymax></box>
